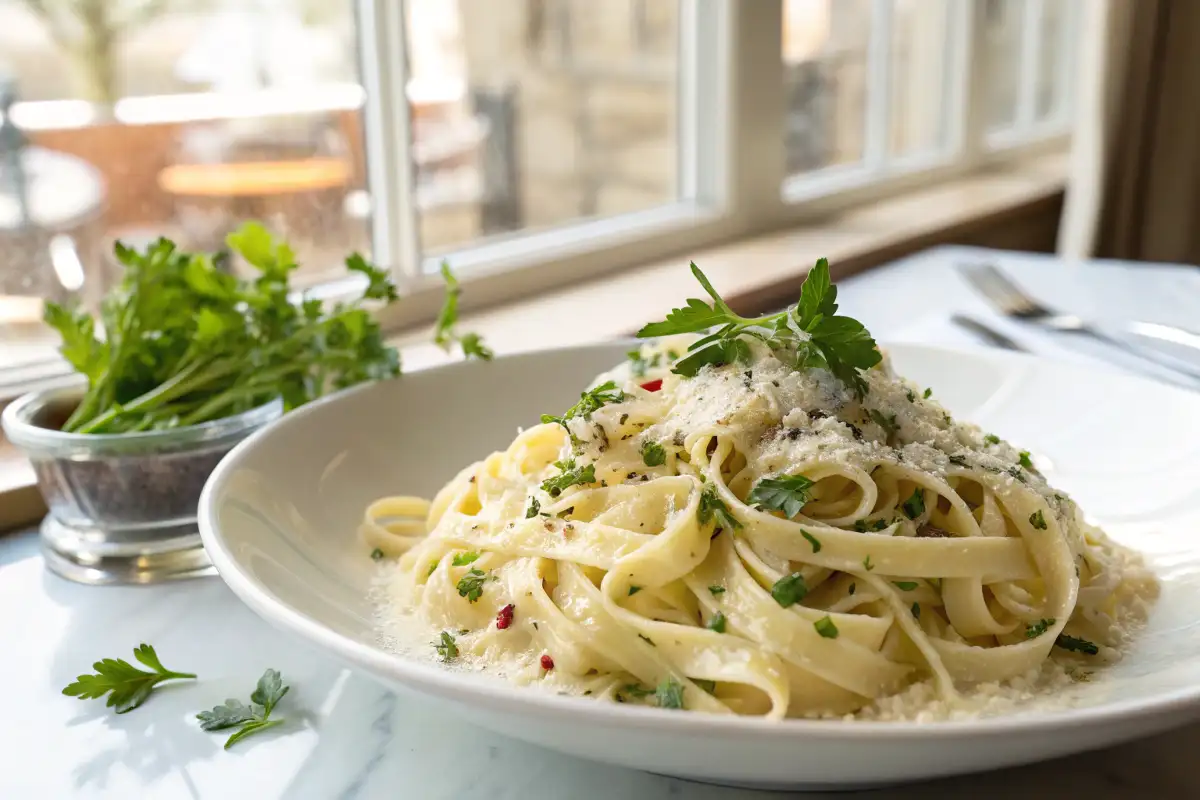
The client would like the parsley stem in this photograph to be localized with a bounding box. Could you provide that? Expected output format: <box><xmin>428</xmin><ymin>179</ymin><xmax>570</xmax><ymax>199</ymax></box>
<box><xmin>74</xmin><ymin>358</ymin><xmax>212</xmax><ymax>433</ymax></box>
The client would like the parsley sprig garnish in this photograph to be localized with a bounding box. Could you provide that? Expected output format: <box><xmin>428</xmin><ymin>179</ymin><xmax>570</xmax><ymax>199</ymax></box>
<box><xmin>747</xmin><ymin>474</ymin><xmax>814</xmax><ymax>519</ymax></box>
<box><xmin>62</xmin><ymin>643</ymin><xmax>196</xmax><ymax>714</ymax></box>
<box><xmin>196</xmin><ymin>669</ymin><xmax>290</xmax><ymax>750</ymax></box>
<box><xmin>636</xmin><ymin>260</ymin><xmax>881</xmax><ymax>396</ymax></box>
<box><xmin>434</xmin><ymin>262</ymin><xmax>493</xmax><ymax>361</ymax></box>
<box><xmin>540</xmin><ymin>458</ymin><xmax>597</xmax><ymax>497</ymax></box>
<box><xmin>541</xmin><ymin>380</ymin><xmax>627</xmax><ymax>429</ymax></box>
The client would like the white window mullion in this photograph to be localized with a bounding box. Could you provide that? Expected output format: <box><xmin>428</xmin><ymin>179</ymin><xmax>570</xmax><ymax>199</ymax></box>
<box><xmin>863</xmin><ymin>0</ymin><xmax>894</xmax><ymax>172</ymax></box>
<box><xmin>356</xmin><ymin>0</ymin><xmax>422</xmax><ymax>284</ymax></box>
<box><xmin>1014</xmin><ymin>0</ymin><xmax>1044</xmax><ymax>131</ymax></box>
<box><xmin>678</xmin><ymin>0</ymin><xmax>729</xmax><ymax>208</ymax></box>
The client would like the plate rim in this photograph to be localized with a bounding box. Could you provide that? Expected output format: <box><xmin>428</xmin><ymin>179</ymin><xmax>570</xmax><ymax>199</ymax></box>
<box><xmin>198</xmin><ymin>340</ymin><xmax>1200</xmax><ymax>742</ymax></box>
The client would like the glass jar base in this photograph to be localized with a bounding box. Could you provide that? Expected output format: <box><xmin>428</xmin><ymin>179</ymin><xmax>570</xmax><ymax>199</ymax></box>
<box><xmin>41</xmin><ymin>516</ymin><xmax>216</xmax><ymax>585</ymax></box>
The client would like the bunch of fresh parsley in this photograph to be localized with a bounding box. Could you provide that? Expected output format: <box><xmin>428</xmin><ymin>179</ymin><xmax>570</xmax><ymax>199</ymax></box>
<box><xmin>45</xmin><ymin>223</ymin><xmax>401</xmax><ymax>434</ymax></box>
<box><xmin>636</xmin><ymin>259</ymin><xmax>880</xmax><ymax>396</ymax></box>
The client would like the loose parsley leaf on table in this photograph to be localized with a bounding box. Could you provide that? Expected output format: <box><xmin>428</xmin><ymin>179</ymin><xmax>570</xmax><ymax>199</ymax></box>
<box><xmin>636</xmin><ymin>259</ymin><xmax>881</xmax><ymax>397</ymax></box>
<box><xmin>63</xmin><ymin>644</ymin><xmax>196</xmax><ymax>714</ymax></box>
<box><xmin>46</xmin><ymin>224</ymin><xmax>402</xmax><ymax>434</ymax></box>
<box><xmin>434</xmin><ymin>263</ymin><xmax>493</xmax><ymax>361</ymax></box>
<box><xmin>747</xmin><ymin>474</ymin><xmax>814</xmax><ymax>519</ymax></box>
<box><xmin>197</xmin><ymin>669</ymin><xmax>290</xmax><ymax>750</ymax></box>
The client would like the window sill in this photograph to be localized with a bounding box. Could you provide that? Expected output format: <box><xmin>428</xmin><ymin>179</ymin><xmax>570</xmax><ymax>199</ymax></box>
<box><xmin>0</xmin><ymin>151</ymin><xmax>1067</xmax><ymax>533</ymax></box>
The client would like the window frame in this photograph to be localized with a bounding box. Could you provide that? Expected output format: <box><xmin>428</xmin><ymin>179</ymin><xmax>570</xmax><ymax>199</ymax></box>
<box><xmin>0</xmin><ymin>0</ymin><xmax>1078</xmax><ymax>355</ymax></box>
<box><xmin>355</xmin><ymin>0</ymin><xmax>1075</xmax><ymax>331</ymax></box>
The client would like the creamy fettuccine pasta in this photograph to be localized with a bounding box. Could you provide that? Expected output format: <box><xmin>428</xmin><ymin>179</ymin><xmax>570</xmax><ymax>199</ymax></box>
<box><xmin>367</xmin><ymin>320</ymin><xmax>1157</xmax><ymax>720</ymax></box>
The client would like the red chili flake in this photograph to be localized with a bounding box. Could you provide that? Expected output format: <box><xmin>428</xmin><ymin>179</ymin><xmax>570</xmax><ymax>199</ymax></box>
<box><xmin>640</xmin><ymin>378</ymin><xmax>663</xmax><ymax>392</ymax></box>
<box><xmin>540</xmin><ymin>654</ymin><xmax>555</xmax><ymax>671</ymax></box>
<box><xmin>495</xmin><ymin>603</ymin><xmax>515</xmax><ymax>630</ymax></box>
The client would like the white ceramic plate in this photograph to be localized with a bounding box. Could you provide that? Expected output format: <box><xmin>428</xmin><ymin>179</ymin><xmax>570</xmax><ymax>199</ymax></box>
<box><xmin>199</xmin><ymin>343</ymin><xmax>1200</xmax><ymax>790</ymax></box>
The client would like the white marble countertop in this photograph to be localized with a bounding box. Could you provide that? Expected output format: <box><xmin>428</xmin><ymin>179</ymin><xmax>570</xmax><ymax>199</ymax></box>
<box><xmin>6</xmin><ymin>246</ymin><xmax>1200</xmax><ymax>799</ymax></box>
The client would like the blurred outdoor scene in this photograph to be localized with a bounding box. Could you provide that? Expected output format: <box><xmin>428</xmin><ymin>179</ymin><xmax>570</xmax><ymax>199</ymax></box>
<box><xmin>0</xmin><ymin>0</ymin><xmax>1058</xmax><ymax>359</ymax></box>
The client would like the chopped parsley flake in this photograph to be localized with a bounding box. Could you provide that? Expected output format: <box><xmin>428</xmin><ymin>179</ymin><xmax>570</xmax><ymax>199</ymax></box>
<box><xmin>923</xmin><ymin>387</ymin><xmax>932</xmax><ymax>399</ymax></box>
<box><xmin>868</xmin><ymin>409</ymin><xmax>898</xmax><ymax>436</ymax></box>
<box><xmin>902</xmin><ymin>488</ymin><xmax>926</xmax><ymax>519</ymax></box>
<box><xmin>698</xmin><ymin>483</ymin><xmax>742</xmax><ymax>530</ymax></box>
<box><xmin>455</xmin><ymin>568</ymin><xmax>487</xmax><ymax>603</ymax></box>
<box><xmin>655</xmin><ymin>677</ymin><xmax>685</xmax><ymax>710</ymax></box>
<box><xmin>911</xmin><ymin>602</ymin><xmax>921</xmax><ymax>619</ymax></box>
<box><xmin>1029</xmin><ymin>509</ymin><xmax>1048</xmax><ymax>530</ymax></box>
<box><xmin>451</xmin><ymin>552</ymin><xmax>479</xmax><ymax>567</ymax></box>
<box><xmin>707</xmin><ymin>611</ymin><xmax>727</xmax><ymax>633</ymax></box>
<box><xmin>370</xmin><ymin>548</ymin><xmax>384</xmax><ymax>561</ymax></box>
<box><xmin>1025</xmin><ymin>618</ymin><xmax>1055</xmax><ymax>638</ymax></box>
<box><xmin>893</xmin><ymin>581</ymin><xmax>919</xmax><ymax>591</ymax></box>
<box><xmin>848</xmin><ymin>582</ymin><xmax>856</xmax><ymax>596</ymax></box>
<box><xmin>540</xmin><ymin>458</ymin><xmax>597</xmax><ymax>497</ymax></box>
<box><xmin>525</xmin><ymin>497</ymin><xmax>540</xmax><ymax>518</ymax></box>
<box><xmin>641</xmin><ymin>440</ymin><xmax>667</xmax><ymax>467</ymax></box>
<box><xmin>801</xmin><ymin>530</ymin><xmax>822</xmax><ymax>553</ymax></box>
<box><xmin>905</xmin><ymin>389</ymin><xmax>915</xmax><ymax>402</ymax></box>
<box><xmin>813</xmin><ymin>615</ymin><xmax>839</xmax><ymax>639</ymax></box>
<box><xmin>628</xmin><ymin>586</ymin><xmax>642</xmax><ymax>596</ymax></box>
<box><xmin>708</xmin><ymin>585</ymin><xmax>726</xmax><ymax>596</ymax></box>
<box><xmin>1018</xmin><ymin>450</ymin><xmax>1033</xmax><ymax>469</ymax></box>
<box><xmin>863</xmin><ymin>555</ymin><xmax>875</xmax><ymax>571</ymax></box>
<box><xmin>770</xmin><ymin>572</ymin><xmax>808</xmax><ymax>608</ymax></box>
<box><xmin>984</xmin><ymin>433</ymin><xmax>1000</xmax><ymax>445</ymax></box>
<box><xmin>434</xmin><ymin>631</ymin><xmax>458</xmax><ymax>661</ymax></box>
<box><xmin>747</xmin><ymin>474</ymin><xmax>814</xmax><ymax>519</ymax></box>
<box><xmin>854</xmin><ymin>518</ymin><xmax>889</xmax><ymax>532</ymax></box>
<box><xmin>1055</xmin><ymin>634</ymin><xmax>1099</xmax><ymax>655</ymax></box>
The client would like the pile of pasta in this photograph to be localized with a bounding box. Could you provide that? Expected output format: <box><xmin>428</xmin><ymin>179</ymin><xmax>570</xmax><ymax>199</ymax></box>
<box><xmin>367</xmin><ymin>339</ymin><xmax>1158</xmax><ymax>718</ymax></box>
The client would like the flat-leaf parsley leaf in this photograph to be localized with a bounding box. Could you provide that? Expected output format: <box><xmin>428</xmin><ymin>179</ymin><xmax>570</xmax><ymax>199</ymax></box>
<box><xmin>770</xmin><ymin>572</ymin><xmax>808</xmax><ymax>608</ymax></box>
<box><xmin>747</xmin><ymin>474</ymin><xmax>814</xmax><ymax>519</ymax></box>
<box><xmin>62</xmin><ymin>644</ymin><xmax>196</xmax><ymax>714</ymax></box>
<box><xmin>636</xmin><ymin>260</ymin><xmax>881</xmax><ymax>396</ymax></box>
<box><xmin>196</xmin><ymin>669</ymin><xmax>290</xmax><ymax>750</ymax></box>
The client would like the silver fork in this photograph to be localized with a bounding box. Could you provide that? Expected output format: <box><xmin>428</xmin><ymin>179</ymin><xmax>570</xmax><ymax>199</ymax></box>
<box><xmin>959</xmin><ymin>263</ymin><xmax>1200</xmax><ymax>384</ymax></box>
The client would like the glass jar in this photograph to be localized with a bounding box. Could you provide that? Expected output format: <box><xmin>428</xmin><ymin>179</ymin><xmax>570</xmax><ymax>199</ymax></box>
<box><xmin>2</xmin><ymin>385</ymin><xmax>282</xmax><ymax>585</ymax></box>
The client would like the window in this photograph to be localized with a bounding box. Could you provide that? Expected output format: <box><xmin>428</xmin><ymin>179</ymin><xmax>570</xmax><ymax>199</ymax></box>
<box><xmin>0</xmin><ymin>1</ymin><xmax>1079</xmax><ymax>386</ymax></box>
